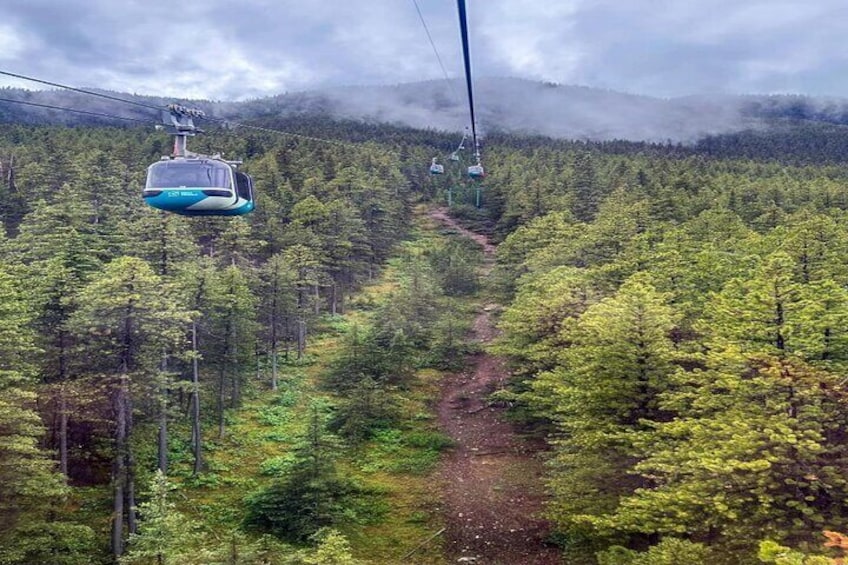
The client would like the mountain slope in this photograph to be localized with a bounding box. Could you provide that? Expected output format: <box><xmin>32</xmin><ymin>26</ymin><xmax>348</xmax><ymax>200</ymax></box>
<box><xmin>3</xmin><ymin>78</ymin><xmax>848</xmax><ymax>143</ymax></box>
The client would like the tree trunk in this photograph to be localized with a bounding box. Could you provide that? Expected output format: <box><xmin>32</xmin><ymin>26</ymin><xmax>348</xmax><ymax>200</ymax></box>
<box><xmin>297</xmin><ymin>319</ymin><xmax>306</xmax><ymax>360</ymax></box>
<box><xmin>229</xmin><ymin>535</ymin><xmax>238</xmax><ymax>565</ymax></box>
<box><xmin>58</xmin><ymin>330</ymin><xmax>69</xmax><ymax>476</ymax></box>
<box><xmin>191</xmin><ymin>322</ymin><xmax>202</xmax><ymax>475</ymax></box>
<box><xmin>314</xmin><ymin>284</ymin><xmax>320</xmax><ymax>315</ymax></box>
<box><xmin>283</xmin><ymin>314</ymin><xmax>291</xmax><ymax>362</ymax></box>
<box><xmin>218</xmin><ymin>318</ymin><xmax>230</xmax><ymax>438</ymax></box>
<box><xmin>218</xmin><ymin>364</ymin><xmax>226</xmax><ymax>439</ymax></box>
<box><xmin>158</xmin><ymin>354</ymin><xmax>169</xmax><ymax>473</ymax></box>
<box><xmin>339</xmin><ymin>279</ymin><xmax>346</xmax><ymax>315</ymax></box>
<box><xmin>7</xmin><ymin>153</ymin><xmax>15</xmax><ymax>193</ymax></box>
<box><xmin>232</xmin><ymin>337</ymin><xmax>240</xmax><ymax>409</ymax></box>
<box><xmin>255</xmin><ymin>343</ymin><xmax>262</xmax><ymax>382</ymax></box>
<box><xmin>157</xmin><ymin>401</ymin><xmax>168</xmax><ymax>473</ymax></box>
<box><xmin>126</xmin><ymin>383</ymin><xmax>137</xmax><ymax>535</ymax></box>
<box><xmin>59</xmin><ymin>385</ymin><xmax>68</xmax><ymax>477</ymax></box>
<box><xmin>271</xmin><ymin>345</ymin><xmax>278</xmax><ymax>391</ymax></box>
<box><xmin>269</xmin><ymin>283</ymin><xmax>278</xmax><ymax>390</ymax></box>
<box><xmin>111</xmin><ymin>376</ymin><xmax>127</xmax><ymax>559</ymax></box>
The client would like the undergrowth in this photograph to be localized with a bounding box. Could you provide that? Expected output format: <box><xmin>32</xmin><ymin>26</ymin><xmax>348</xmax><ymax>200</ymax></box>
<box><xmin>134</xmin><ymin>208</ymin><xmax>483</xmax><ymax>564</ymax></box>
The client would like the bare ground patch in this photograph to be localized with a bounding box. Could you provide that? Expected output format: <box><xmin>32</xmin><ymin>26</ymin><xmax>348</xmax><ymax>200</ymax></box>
<box><xmin>429</xmin><ymin>208</ymin><xmax>561</xmax><ymax>565</ymax></box>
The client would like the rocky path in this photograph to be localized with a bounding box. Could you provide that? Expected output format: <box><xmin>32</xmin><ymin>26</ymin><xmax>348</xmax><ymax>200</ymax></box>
<box><xmin>429</xmin><ymin>208</ymin><xmax>560</xmax><ymax>565</ymax></box>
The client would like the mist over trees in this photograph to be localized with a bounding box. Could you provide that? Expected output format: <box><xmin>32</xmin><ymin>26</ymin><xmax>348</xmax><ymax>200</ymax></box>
<box><xmin>7</xmin><ymin>78</ymin><xmax>848</xmax><ymax>143</ymax></box>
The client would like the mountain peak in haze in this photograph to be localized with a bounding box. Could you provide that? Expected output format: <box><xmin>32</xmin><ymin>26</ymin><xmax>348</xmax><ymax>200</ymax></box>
<box><xmin>237</xmin><ymin>77</ymin><xmax>749</xmax><ymax>142</ymax></box>
<box><xmin>3</xmin><ymin>77</ymin><xmax>848</xmax><ymax>143</ymax></box>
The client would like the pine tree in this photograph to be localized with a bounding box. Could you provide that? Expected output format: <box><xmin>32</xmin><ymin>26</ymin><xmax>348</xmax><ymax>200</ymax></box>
<box><xmin>610</xmin><ymin>353</ymin><xmax>848</xmax><ymax>559</ymax></box>
<box><xmin>175</xmin><ymin>258</ymin><xmax>220</xmax><ymax>476</ymax></box>
<box><xmin>705</xmin><ymin>252</ymin><xmax>800</xmax><ymax>356</ymax></box>
<box><xmin>210</xmin><ymin>264</ymin><xmax>256</xmax><ymax>437</ymax></box>
<box><xmin>536</xmin><ymin>276</ymin><xmax>677</xmax><ymax>544</ymax></box>
<box><xmin>121</xmin><ymin>471</ymin><xmax>198</xmax><ymax>565</ymax></box>
<box><xmin>244</xmin><ymin>403</ymin><xmax>357</xmax><ymax>543</ymax></box>
<box><xmin>0</xmin><ymin>262</ymin><xmax>77</xmax><ymax>559</ymax></box>
<box><xmin>123</xmin><ymin>209</ymin><xmax>198</xmax><ymax>277</ymax></box>
<box><xmin>571</xmin><ymin>152</ymin><xmax>600</xmax><ymax>222</ymax></box>
<box><xmin>70</xmin><ymin>256</ymin><xmax>190</xmax><ymax>558</ymax></box>
<box><xmin>495</xmin><ymin>266</ymin><xmax>601</xmax><ymax>380</ymax></box>
<box><xmin>258</xmin><ymin>254</ymin><xmax>298</xmax><ymax>390</ymax></box>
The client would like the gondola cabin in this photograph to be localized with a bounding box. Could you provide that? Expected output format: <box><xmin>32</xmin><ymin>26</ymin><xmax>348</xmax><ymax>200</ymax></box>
<box><xmin>468</xmin><ymin>164</ymin><xmax>485</xmax><ymax>178</ymax></box>
<box><xmin>143</xmin><ymin>158</ymin><xmax>255</xmax><ymax>216</ymax></box>
<box><xmin>430</xmin><ymin>158</ymin><xmax>445</xmax><ymax>175</ymax></box>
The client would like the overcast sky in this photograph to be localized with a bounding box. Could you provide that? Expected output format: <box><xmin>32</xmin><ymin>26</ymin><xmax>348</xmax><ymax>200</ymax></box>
<box><xmin>2</xmin><ymin>0</ymin><xmax>848</xmax><ymax>101</ymax></box>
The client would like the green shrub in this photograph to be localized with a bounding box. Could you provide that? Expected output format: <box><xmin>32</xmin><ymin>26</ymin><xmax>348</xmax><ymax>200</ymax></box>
<box><xmin>258</xmin><ymin>405</ymin><xmax>294</xmax><ymax>427</ymax></box>
<box><xmin>597</xmin><ymin>538</ymin><xmax>714</xmax><ymax>565</ymax></box>
<box><xmin>404</xmin><ymin>430</ymin><xmax>454</xmax><ymax>451</ymax></box>
<box><xmin>244</xmin><ymin>471</ymin><xmax>363</xmax><ymax>543</ymax></box>
<box><xmin>260</xmin><ymin>454</ymin><xmax>298</xmax><ymax>477</ymax></box>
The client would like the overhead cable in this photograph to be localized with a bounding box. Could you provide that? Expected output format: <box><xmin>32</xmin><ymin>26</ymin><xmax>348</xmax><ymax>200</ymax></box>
<box><xmin>456</xmin><ymin>0</ymin><xmax>480</xmax><ymax>159</ymax></box>
<box><xmin>0</xmin><ymin>96</ymin><xmax>154</xmax><ymax>124</ymax></box>
<box><xmin>0</xmin><ymin>69</ymin><xmax>165</xmax><ymax>111</ymax></box>
<box><xmin>199</xmin><ymin>115</ymin><xmax>360</xmax><ymax>148</ymax></box>
<box><xmin>0</xmin><ymin>69</ymin><xmax>360</xmax><ymax>149</ymax></box>
<box><xmin>411</xmin><ymin>0</ymin><xmax>461</xmax><ymax>103</ymax></box>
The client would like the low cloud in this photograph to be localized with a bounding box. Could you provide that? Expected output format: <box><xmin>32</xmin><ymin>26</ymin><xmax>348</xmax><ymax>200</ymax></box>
<box><xmin>3</xmin><ymin>1</ymin><xmax>848</xmax><ymax>101</ymax></box>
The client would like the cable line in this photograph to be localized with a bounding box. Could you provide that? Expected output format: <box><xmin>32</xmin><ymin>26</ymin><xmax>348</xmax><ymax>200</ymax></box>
<box><xmin>0</xmin><ymin>97</ymin><xmax>155</xmax><ymax>124</ymax></box>
<box><xmin>0</xmin><ymin>68</ymin><xmax>360</xmax><ymax>149</ymax></box>
<box><xmin>0</xmin><ymin>69</ymin><xmax>165</xmax><ymax>112</ymax></box>
<box><xmin>410</xmin><ymin>0</ymin><xmax>460</xmax><ymax>103</ymax></box>
<box><xmin>198</xmin><ymin>115</ymin><xmax>360</xmax><ymax>149</ymax></box>
<box><xmin>456</xmin><ymin>0</ymin><xmax>480</xmax><ymax>162</ymax></box>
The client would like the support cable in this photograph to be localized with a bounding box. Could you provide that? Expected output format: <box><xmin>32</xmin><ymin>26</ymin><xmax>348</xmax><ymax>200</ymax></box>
<box><xmin>410</xmin><ymin>0</ymin><xmax>460</xmax><ymax>103</ymax></box>
<box><xmin>456</xmin><ymin>0</ymin><xmax>480</xmax><ymax>161</ymax></box>
<box><xmin>0</xmin><ymin>70</ymin><xmax>165</xmax><ymax>111</ymax></box>
<box><xmin>0</xmin><ymin>69</ymin><xmax>360</xmax><ymax>149</ymax></box>
<box><xmin>198</xmin><ymin>115</ymin><xmax>359</xmax><ymax>148</ymax></box>
<box><xmin>0</xmin><ymin>97</ymin><xmax>155</xmax><ymax>124</ymax></box>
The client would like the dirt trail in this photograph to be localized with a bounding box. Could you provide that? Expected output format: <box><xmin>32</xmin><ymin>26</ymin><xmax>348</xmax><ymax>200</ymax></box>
<box><xmin>429</xmin><ymin>208</ymin><xmax>560</xmax><ymax>564</ymax></box>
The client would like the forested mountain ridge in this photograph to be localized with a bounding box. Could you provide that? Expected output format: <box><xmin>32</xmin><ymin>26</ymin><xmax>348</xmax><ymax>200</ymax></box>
<box><xmin>4</xmin><ymin>109</ymin><xmax>848</xmax><ymax>564</ymax></box>
<box><xmin>6</xmin><ymin>78</ymin><xmax>848</xmax><ymax>143</ymax></box>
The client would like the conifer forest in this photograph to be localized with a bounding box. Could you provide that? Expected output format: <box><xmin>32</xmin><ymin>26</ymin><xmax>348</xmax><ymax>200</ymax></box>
<box><xmin>6</xmin><ymin>111</ymin><xmax>848</xmax><ymax>565</ymax></box>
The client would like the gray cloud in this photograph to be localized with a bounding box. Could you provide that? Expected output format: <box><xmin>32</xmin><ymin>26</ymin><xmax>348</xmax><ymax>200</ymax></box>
<box><xmin>2</xmin><ymin>0</ymin><xmax>848</xmax><ymax>101</ymax></box>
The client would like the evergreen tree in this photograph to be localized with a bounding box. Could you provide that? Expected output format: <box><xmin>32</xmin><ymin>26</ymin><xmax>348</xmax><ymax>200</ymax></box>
<box><xmin>244</xmin><ymin>404</ymin><xmax>358</xmax><ymax>542</ymax></box>
<box><xmin>535</xmin><ymin>276</ymin><xmax>677</xmax><ymax>548</ymax></box>
<box><xmin>258</xmin><ymin>253</ymin><xmax>298</xmax><ymax>390</ymax></box>
<box><xmin>0</xmin><ymin>262</ymin><xmax>81</xmax><ymax>561</ymax></box>
<box><xmin>610</xmin><ymin>353</ymin><xmax>848</xmax><ymax>560</ymax></box>
<box><xmin>571</xmin><ymin>152</ymin><xmax>600</xmax><ymax>222</ymax></box>
<box><xmin>210</xmin><ymin>264</ymin><xmax>256</xmax><ymax>437</ymax></box>
<box><xmin>175</xmin><ymin>258</ymin><xmax>220</xmax><ymax>476</ymax></box>
<box><xmin>70</xmin><ymin>256</ymin><xmax>190</xmax><ymax>559</ymax></box>
<box><xmin>121</xmin><ymin>471</ymin><xmax>198</xmax><ymax>565</ymax></box>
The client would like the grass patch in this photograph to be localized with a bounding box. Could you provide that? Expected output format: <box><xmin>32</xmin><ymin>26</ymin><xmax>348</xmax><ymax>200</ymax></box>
<box><xmin>259</xmin><ymin>454</ymin><xmax>298</xmax><ymax>477</ymax></box>
<box><xmin>257</xmin><ymin>404</ymin><xmax>295</xmax><ymax>427</ymax></box>
<box><xmin>358</xmin><ymin>428</ymin><xmax>454</xmax><ymax>476</ymax></box>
